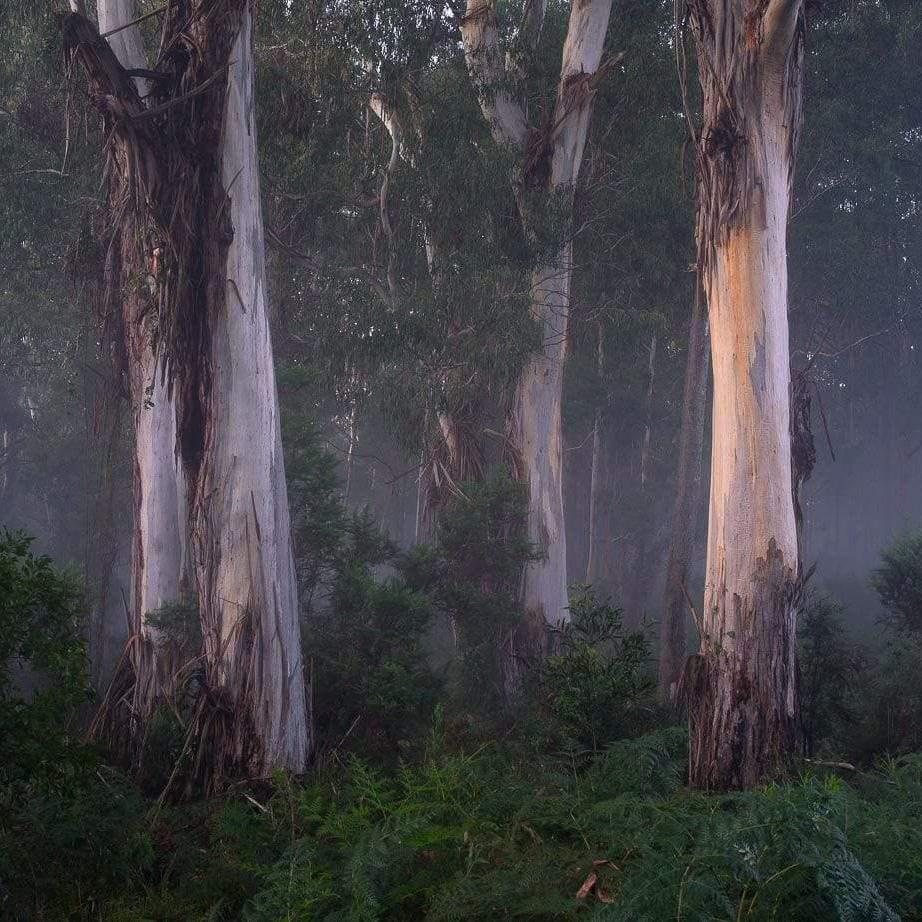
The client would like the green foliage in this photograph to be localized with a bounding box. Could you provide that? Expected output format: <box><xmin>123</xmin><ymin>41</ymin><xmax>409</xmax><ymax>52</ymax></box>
<box><xmin>0</xmin><ymin>768</ymin><xmax>153</xmax><ymax>921</ymax></box>
<box><xmin>307</xmin><ymin>510</ymin><xmax>442</xmax><ymax>761</ymax></box>
<box><xmin>848</xmin><ymin>635</ymin><xmax>922</xmax><ymax>761</ymax></box>
<box><xmin>284</xmin><ymin>415</ymin><xmax>350</xmax><ymax>613</ymax></box>
<box><xmin>28</xmin><ymin>727</ymin><xmax>920</xmax><ymax>922</ymax></box>
<box><xmin>0</xmin><ymin>529</ymin><xmax>91</xmax><ymax>790</ymax></box>
<box><xmin>798</xmin><ymin>593</ymin><xmax>865</xmax><ymax>757</ymax></box>
<box><xmin>0</xmin><ymin>532</ymin><xmax>152</xmax><ymax>920</ymax></box>
<box><xmin>402</xmin><ymin>471</ymin><xmax>537</xmax><ymax>715</ymax></box>
<box><xmin>872</xmin><ymin>528</ymin><xmax>922</xmax><ymax>634</ymax></box>
<box><xmin>145</xmin><ymin>596</ymin><xmax>201</xmax><ymax>653</ymax></box>
<box><xmin>537</xmin><ymin>588</ymin><xmax>655</xmax><ymax>754</ymax></box>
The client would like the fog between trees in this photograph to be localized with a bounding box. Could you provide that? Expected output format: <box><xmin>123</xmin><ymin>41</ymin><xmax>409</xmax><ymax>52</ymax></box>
<box><xmin>3</xmin><ymin>0</ymin><xmax>922</xmax><ymax>809</ymax></box>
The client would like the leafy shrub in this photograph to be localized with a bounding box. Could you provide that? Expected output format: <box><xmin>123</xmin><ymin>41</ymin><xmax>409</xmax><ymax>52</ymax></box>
<box><xmin>0</xmin><ymin>769</ymin><xmax>152</xmax><ymax>921</ymax></box>
<box><xmin>0</xmin><ymin>529</ymin><xmax>91</xmax><ymax>789</ymax></box>
<box><xmin>849</xmin><ymin>634</ymin><xmax>922</xmax><ymax>760</ymax></box>
<box><xmin>402</xmin><ymin>471</ymin><xmax>537</xmax><ymax>715</ymax></box>
<box><xmin>0</xmin><ymin>532</ymin><xmax>153</xmax><ymax>920</ymax></box>
<box><xmin>798</xmin><ymin>593</ymin><xmax>865</xmax><ymax>757</ymax></box>
<box><xmin>872</xmin><ymin>527</ymin><xmax>922</xmax><ymax>633</ymax></box>
<box><xmin>307</xmin><ymin>511</ymin><xmax>442</xmax><ymax>761</ymax></box>
<box><xmin>537</xmin><ymin>587</ymin><xmax>656</xmax><ymax>754</ymax></box>
<box><xmin>284</xmin><ymin>417</ymin><xmax>348</xmax><ymax>615</ymax></box>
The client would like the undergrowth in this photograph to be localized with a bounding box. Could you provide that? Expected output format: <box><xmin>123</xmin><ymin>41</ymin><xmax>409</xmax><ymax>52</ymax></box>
<box><xmin>6</xmin><ymin>726</ymin><xmax>921</xmax><ymax>920</ymax></box>
<box><xmin>5</xmin><ymin>481</ymin><xmax>922</xmax><ymax>919</ymax></box>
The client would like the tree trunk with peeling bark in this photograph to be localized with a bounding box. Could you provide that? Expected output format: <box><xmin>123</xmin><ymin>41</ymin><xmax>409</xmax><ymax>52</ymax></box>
<box><xmin>461</xmin><ymin>0</ymin><xmax>614</xmax><ymax>693</ymax></box>
<box><xmin>184</xmin><ymin>6</ymin><xmax>308</xmax><ymax>783</ymax></box>
<box><xmin>658</xmin><ymin>287</ymin><xmax>709</xmax><ymax>701</ymax></box>
<box><xmin>684</xmin><ymin>0</ymin><xmax>805</xmax><ymax>789</ymax></box>
<box><xmin>83</xmin><ymin>0</ymin><xmax>190</xmax><ymax>744</ymax></box>
<box><xmin>66</xmin><ymin>0</ymin><xmax>309</xmax><ymax>785</ymax></box>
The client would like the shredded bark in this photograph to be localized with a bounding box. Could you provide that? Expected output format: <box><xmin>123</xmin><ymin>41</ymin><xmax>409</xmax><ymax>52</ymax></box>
<box><xmin>684</xmin><ymin>538</ymin><xmax>799</xmax><ymax>790</ymax></box>
<box><xmin>683</xmin><ymin>0</ymin><xmax>805</xmax><ymax>281</ymax></box>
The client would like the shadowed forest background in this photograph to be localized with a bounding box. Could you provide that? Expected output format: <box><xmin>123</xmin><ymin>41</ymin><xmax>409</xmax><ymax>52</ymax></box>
<box><xmin>3</xmin><ymin>0</ymin><xmax>922</xmax><ymax>919</ymax></box>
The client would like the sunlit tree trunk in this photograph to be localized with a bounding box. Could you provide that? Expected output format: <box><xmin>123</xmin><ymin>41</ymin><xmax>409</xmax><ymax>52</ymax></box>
<box><xmin>658</xmin><ymin>288</ymin><xmax>709</xmax><ymax>700</ymax></box>
<box><xmin>461</xmin><ymin>0</ymin><xmax>614</xmax><ymax>692</ymax></box>
<box><xmin>684</xmin><ymin>0</ymin><xmax>805</xmax><ymax>789</ymax></box>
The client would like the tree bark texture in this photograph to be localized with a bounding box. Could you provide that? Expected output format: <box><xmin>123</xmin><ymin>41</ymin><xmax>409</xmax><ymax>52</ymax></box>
<box><xmin>684</xmin><ymin>0</ymin><xmax>805</xmax><ymax>790</ymax></box>
<box><xmin>186</xmin><ymin>6</ymin><xmax>308</xmax><ymax>783</ymax></box>
<box><xmin>461</xmin><ymin>0</ymin><xmax>614</xmax><ymax>690</ymax></box>
<box><xmin>70</xmin><ymin>0</ymin><xmax>190</xmax><ymax>747</ymax></box>
<box><xmin>658</xmin><ymin>287</ymin><xmax>709</xmax><ymax>701</ymax></box>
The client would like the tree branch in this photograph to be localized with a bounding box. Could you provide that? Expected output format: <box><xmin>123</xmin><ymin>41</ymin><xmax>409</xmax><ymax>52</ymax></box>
<box><xmin>459</xmin><ymin>0</ymin><xmax>528</xmax><ymax>149</ymax></box>
<box><xmin>549</xmin><ymin>0</ymin><xmax>614</xmax><ymax>187</ymax></box>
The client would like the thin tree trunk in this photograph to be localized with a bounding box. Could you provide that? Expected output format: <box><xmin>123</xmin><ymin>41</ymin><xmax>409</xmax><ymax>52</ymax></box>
<box><xmin>658</xmin><ymin>286</ymin><xmax>709</xmax><ymax>701</ymax></box>
<box><xmin>586</xmin><ymin>322</ymin><xmax>616</xmax><ymax>595</ymax></box>
<box><xmin>684</xmin><ymin>0</ymin><xmax>805</xmax><ymax>790</ymax></box>
<box><xmin>640</xmin><ymin>333</ymin><xmax>657</xmax><ymax>489</ymax></box>
<box><xmin>503</xmin><ymin>248</ymin><xmax>572</xmax><ymax>692</ymax></box>
<box><xmin>461</xmin><ymin>0</ymin><xmax>614</xmax><ymax>694</ymax></box>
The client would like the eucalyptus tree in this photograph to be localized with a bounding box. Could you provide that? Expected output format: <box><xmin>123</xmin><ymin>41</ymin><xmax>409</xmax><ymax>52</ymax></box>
<box><xmin>65</xmin><ymin>0</ymin><xmax>308</xmax><ymax>784</ymax></box>
<box><xmin>460</xmin><ymin>0</ymin><xmax>615</xmax><ymax>687</ymax></box>
<box><xmin>683</xmin><ymin>0</ymin><xmax>806</xmax><ymax>789</ymax></box>
<box><xmin>67</xmin><ymin>0</ymin><xmax>190</xmax><ymax>748</ymax></box>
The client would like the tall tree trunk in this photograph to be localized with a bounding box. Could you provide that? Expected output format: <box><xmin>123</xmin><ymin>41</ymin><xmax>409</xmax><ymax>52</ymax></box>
<box><xmin>658</xmin><ymin>286</ymin><xmax>709</xmax><ymax>701</ymax></box>
<box><xmin>187</xmin><ymin>6</ymin><xmax>308</xmax><ymax>782</ymax></box>
<box><xmin>461</xmin><ymin>0</ymin><xmax>614</xmax><ymax>692</ymax></box>
<box><xmin>96</xmin><ymin>0</ymin><xmax>189</xmax><ymax>738</ymax></box>
<box><xmin>503</xmin><ymin>247</ymin><xmax>572</xmax><ymax>692</ymax></box>
<box><xmin>640</xmin><ymin>333</ymin><xmax>657</xmax><ymax>489</ymax></box>
<box><xmin>684</xmin><ymin>0</ymin><xmax>805</xmax><ymax>790</ymax></box>
<box><xmin>66</xmin><ymin>0</ymin><xmax>309</xmax><ymax>785</ymax></box>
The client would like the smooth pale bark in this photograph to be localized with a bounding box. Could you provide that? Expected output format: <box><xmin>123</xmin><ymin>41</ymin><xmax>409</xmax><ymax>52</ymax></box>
<box><xmin>189</xmin><ymin>7</ymin><xmax>308</xmax><ymax>777</ymax></box>
<box><xmin>658</xmin><ymin>288</ymin><xmax>709</xmax><ymax>700</ymax></box>
<box><xmin>461</xmin><ymin>1</ymin><xmax>613</xmax><ymax>686</ymax></box>
<box><xmin>98</xmin><ymin>0</ymin><xmax>188</xmax><ymax>723</ymax></box>
<box><xmin>686</xmin><ymin>0</ymin><xmax>804</xmax><ymax>790</ymax></box>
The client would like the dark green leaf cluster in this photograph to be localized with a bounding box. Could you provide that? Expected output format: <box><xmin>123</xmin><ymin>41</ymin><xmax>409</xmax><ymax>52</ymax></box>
<box><xmin>538</xmin><ymin>588</ymin><xmax>655</xmax><ymax>754</ymax></box>
<box><xmin>0</xmin><ymin>530</ymin><xmax>91</xmax><ymax>791</ymax></box>
<box><xmin>872</xmin><ymin>528</ymin><xmax>922</xmax><ymax>634</ymax></box>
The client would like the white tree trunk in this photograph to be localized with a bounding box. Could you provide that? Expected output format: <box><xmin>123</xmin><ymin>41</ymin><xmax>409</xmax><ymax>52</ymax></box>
<box><xmin>504</xmin><ymin>249</ymin><xmax>571</xmax><ymax>688</ymax></box>
<box><xmin>461</xmin><ymin>1</ymin><xmax>613</xmax><ymax>676</ymax></box>
<box><xmin>190</xmin><ymin>7</ymin><xmax>308</xmax><ymax>777</ymax></box>
<box><xmin>98</xmin><ymin>0</ymin><xmax>188</xmax><ymax>719</ymax></box>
